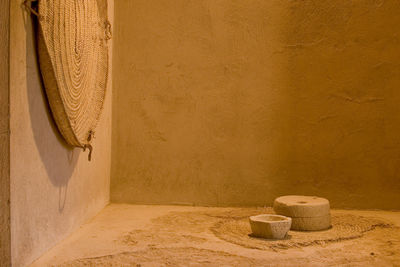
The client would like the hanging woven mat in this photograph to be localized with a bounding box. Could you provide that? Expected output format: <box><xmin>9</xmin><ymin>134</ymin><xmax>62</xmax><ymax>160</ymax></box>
<box><xmin>25</xmin><ymin>0</ymin><xmax>111</xmax><ymax>160</ymax></box>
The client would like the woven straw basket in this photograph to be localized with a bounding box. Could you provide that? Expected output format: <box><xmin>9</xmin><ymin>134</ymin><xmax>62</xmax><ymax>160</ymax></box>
<box><xmin>36</xmin><ymin>0</ymin><xmax>110</xmax><ymax>160</ymax></box>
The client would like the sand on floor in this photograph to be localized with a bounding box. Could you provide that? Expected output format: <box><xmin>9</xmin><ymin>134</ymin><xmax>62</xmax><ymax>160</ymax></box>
<box><xmin>31</xmin><ymin>204</ymin><xmax>400</xmax><ymax>266</ymax></box>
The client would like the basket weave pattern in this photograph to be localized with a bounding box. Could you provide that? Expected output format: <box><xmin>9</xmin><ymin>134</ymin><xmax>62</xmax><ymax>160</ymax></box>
<box><xmin>38</xmin><ymin>0</ymin><xmax>109</xmax><ymax>149</ymax></box>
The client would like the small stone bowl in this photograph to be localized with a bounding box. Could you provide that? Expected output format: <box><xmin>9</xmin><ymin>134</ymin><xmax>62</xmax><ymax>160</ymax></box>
<box><xmin>249</xmin><ymin>214</ymin><xmax>292</xmax><ymax>239</ymax></box>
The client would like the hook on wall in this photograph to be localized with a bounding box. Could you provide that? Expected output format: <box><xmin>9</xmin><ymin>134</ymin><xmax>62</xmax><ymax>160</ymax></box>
<box><xmin>23</xmin><ymin>0</ymin><xmax>42</xmax><ymax>19</ymax></box>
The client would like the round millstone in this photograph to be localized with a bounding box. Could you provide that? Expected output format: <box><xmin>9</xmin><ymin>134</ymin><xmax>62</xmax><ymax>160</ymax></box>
<box><xmin>274</xmin><ymin>195</ymin><xmax>330</xmax><ymax>218</ymax></box>
<box><xmin>273</xmin><ymin>195</ymin><xmax>331</xmax><ymax>231</ymax></box>
<box><xmin>290</xmin><ymin>214</ymin><xmax>331</xmax><ymax>231</ymax></box>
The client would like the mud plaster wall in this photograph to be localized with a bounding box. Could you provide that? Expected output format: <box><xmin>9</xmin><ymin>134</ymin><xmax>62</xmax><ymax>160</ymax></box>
<box><xmin>112</xmin><ymin>0</ymin><xmax>400</xmax><ymax>210</ymax></box>
<box><xmin>9</xmin><ymin>1</ymin><xmax>113</xmax><ymax>266</ymax></box>
<box><xmin>0</xmin><ymin>0</ymin><xmax>10</xmax><ymax>265</ymax></box>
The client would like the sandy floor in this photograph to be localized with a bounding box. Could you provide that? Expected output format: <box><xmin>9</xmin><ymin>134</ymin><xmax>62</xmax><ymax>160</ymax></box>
<box><xmin>31</xmin><ymin>204</ymin><xmax>400</xmax><ymax>266</ymax></box>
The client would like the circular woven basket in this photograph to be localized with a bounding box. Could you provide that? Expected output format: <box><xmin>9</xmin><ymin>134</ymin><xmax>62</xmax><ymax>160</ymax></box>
<box><xmin>37</xmin><ymin>0</ymin><xmax>109</xmax><ymax>158</ymax></box>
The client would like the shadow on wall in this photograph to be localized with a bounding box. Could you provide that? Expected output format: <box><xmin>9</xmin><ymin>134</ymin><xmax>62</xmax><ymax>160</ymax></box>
<box><xmin>24</xmin><ymin>12</ymin><xmax>80</xmax><ymax>212</ymax></box>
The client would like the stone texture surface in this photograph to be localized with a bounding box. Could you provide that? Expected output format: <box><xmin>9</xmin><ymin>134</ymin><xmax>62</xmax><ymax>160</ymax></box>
<box><xmin>9</xmin><ymin>1</ymin><xmax>113</xmax><ymax>266</ymax></box>
<box><xmin>290</xmin><ymin>215</ymin><xmax>331</xmax><ymax>231</ymax></box>
<box><xmin>249</xmin><ymin>214</ymin><xmax>291</xmax><ymax>239</ymax></box>
<box><xmin>274</xmin><ymin>195</ymin><xmax>331</xmax><ymax>231</ymax></box>
<box><xmin>112</xmin><ymin>0</ymin><xmax>400</xmax><ymax>209</ymax></box>
<box><xmin>0</xmin><ymin>0</ymin><xmax>10</xmax><ymax>265</ymax></box>
<box><xmin>273</xmin><ymin>195</ymin><xmax>330</xmax><ymax>218</ymax></box>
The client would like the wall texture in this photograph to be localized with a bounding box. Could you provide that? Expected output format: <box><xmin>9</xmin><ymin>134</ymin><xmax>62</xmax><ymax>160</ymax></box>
<box><xmin>112</xmin><ymin>0</ymin><xmax>400</xmax><ymax>210</ymax></box>
<box><xmin>0</xmin><ymin>0</ymin><xmax>10</xmax><ymax>265</ymax></box>
<box><xmin>10</xmin><ymin>1</ymin><xmax>113</xmax><ymax>266</ymax></box>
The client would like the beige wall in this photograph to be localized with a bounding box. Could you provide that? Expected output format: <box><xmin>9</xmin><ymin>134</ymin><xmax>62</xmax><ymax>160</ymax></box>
<box><xmin>9</xmin><ymin>1</ymin><xmax>113</xmax><ymax>266</ymax></box>
<box><xmin>112</xmin><ymin>0</ymin><xmax>400</xmax><ymax>209</ymax></box>
<box><xmin>0</xmin><ymin>0</ymin><xmax>10</xmax><ymax>265</ymax></box>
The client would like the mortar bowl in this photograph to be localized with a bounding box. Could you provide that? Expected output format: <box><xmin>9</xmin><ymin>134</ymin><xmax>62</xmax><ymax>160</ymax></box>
<box><xmin>249</xmin><ymin>214</ymin><xmax>292</xmax><ymax>239</ymax></box>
